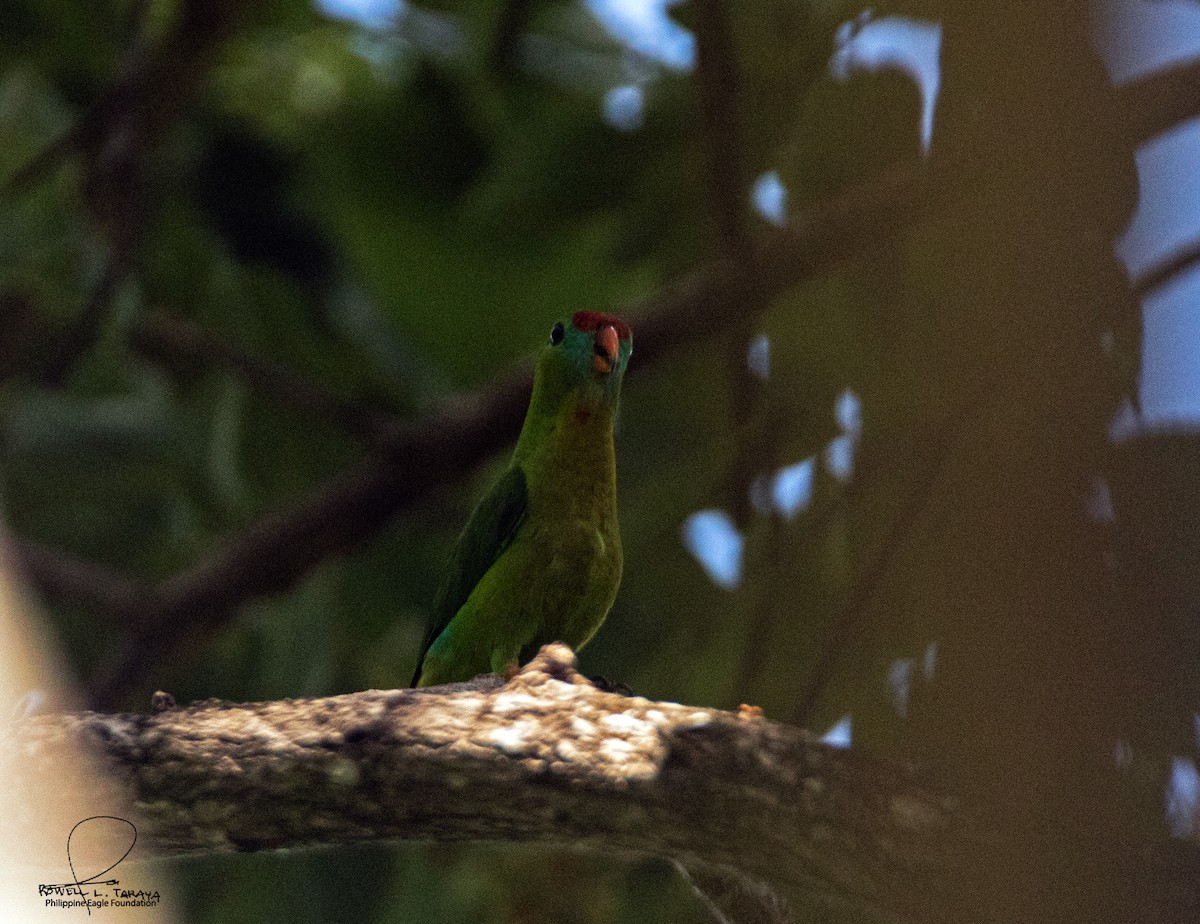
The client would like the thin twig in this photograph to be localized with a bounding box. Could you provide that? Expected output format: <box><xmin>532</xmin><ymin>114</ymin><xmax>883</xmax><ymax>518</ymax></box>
<box><xmin>789</xmin><ymin>382</ymin><xmax>995</xmax><ymax>727</ymax></box>
<box><xmin>8</xmin><ymin>0</ymin><xmax>244</xmax><ymax>384</ymax></box>
<box><xmin>38</xmin><ymin>258</ymin><xmax>127</xmax><ymax>387</ymax></box>
<box><xmin>733</xmin><ymin>488</ymin><xmax>845</xmax><ymax>704</ymax></box>
<box><xmin>1132</xmin><ymin>237</ymin><xmax>1200</xmax><ymax>301</ymax></box>
<box><xmin>9</xmin><ymin>537</ymin><xmax>147</xmax><ymax>614</ymax></box>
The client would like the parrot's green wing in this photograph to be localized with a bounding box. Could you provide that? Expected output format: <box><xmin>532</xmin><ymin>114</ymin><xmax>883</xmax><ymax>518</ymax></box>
<box><xmin>410</xmin><ymin>464</ymin><xmax>529</xmax><ymax>686</ymax></box>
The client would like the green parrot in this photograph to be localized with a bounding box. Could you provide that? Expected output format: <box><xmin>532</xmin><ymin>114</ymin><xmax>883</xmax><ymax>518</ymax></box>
<box><xmin>411</xmin><ymin>311</ymin><xmax>633</xmax><ymax>688</ymax></box>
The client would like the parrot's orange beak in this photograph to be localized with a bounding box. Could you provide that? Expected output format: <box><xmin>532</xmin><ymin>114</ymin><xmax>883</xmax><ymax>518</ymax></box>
<box><xmin>593</xmin><ymin>324</ymin><xmax>619</xmax><ymax>374</ymax></box>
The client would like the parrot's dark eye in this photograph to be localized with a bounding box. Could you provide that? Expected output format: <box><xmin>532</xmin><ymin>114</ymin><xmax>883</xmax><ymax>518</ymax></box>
<box><xmin>550</xmin><ymin>322</ymin><xmax>565</xmax><ymax>346</ymax></box>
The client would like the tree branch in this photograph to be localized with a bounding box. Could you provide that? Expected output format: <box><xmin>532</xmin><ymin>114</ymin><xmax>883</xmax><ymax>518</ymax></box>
<box><xmin>1119</xmin><ymin>57</ymin><xmax>1200</xmax><ymax>150</ymax></box>
<box><xmin>19</xmin><ymin>646</ymin><xmax>972</xmax><ymax>922</ymax></box>
<box><xmin>9</xmin><ymin>537</ymin><xmax>146</xmax><ymax>614</ymax></box>
<box><xmin>130</xmin><ymin>314</ymin><xmax>408</xmax><ymax>451</ymax></box>
<box><xmin>1132</xmin><ymin>236</ymin><xmax>1200</xmax><ymax>301</ymax></box>
<box><xmin>2</xmin><ymin>0</ymin><xmax>241</xmax><ymax>199</ymax></box>
<box><xmin>693</xmin><ymin>0</ymin><xmax>749</xmax><ymax>256</ymax></box>
<box><xmin>632</xmin><ymin>164</ymin><xmax>926</xmax><ymax>371</ymax></box>
<box><xmin>692</xmin><ymin>0</ymin><xmax>770</xmax><ymax>534</ymax></box>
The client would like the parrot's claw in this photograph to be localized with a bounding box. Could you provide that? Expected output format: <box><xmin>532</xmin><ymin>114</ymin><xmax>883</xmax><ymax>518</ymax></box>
<box><xmin>588</xmin><ymin>675</ymin><xmax>633</xmax><ymax>696</ymax></box>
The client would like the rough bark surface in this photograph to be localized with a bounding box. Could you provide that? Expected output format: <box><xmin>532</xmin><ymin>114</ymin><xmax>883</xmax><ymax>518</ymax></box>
<box><xmin>13</xmin><ymin>645</ymin><xmax>972</xmax><ymax>921</ymax></box>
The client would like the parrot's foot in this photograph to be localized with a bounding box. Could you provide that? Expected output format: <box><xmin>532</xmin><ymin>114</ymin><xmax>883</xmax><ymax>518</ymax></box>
<box><xmin>588</xmin><ymin>675</ymin><xmax>633</xmax><ymax>696</ymax></box>
<box><xmin>151</xmin><ymin>690</ymin><xmax>177</xmax><ymax>712</ymax></box>
<box><xmin>516</xmin><ymin>643</ymin><xmax>589</xmax><ymax>685</ymax></box>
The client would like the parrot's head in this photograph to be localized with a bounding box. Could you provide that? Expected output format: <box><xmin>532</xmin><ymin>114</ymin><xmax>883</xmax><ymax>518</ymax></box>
<box><xmin>541</xmin><ymin>311</ymin><xmax>633</xmax><ymax>405</ymax></box>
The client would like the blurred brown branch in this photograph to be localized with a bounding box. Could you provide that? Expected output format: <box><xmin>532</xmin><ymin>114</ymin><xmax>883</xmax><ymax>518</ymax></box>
<box><xmin>692</xmin><ymin>0</ymin><xmax>770</xmax><ymax>533</ymax></box>
<box><xmin>18</xmin><ymin>645</ymin><xmax>972</xmax><ymax>924</ymax></box>
<box><xmin>1132</xmin><ymin>237</ymin><xmax>1200</xmax><ymax>301</ymax></box>
<box><xmin>3</xmin><ymin>0</ymin><xmax>241</xmax><ymax>199</ymax></box>
<box><xmin>5</xmin><ymin>0</ymin><xmax>245</xmax><ymax>387</ymax></box>
<box><xmin>11</xmin><ymin>537</ymin><xmax>146</xmax><ymax>614</ymax></box>
<box><xmin>1119</xmin><ymin>57</ymin><xmax>1200</xmax><ymax>150</ymax></box>
<box><xmin>130</xmin><ymin>314</ymin><xmax>408</xmax><ymax>450</ymax></box>
<box><xmin>693</xmin><ymin>0</ymin><xmax>750</xmax><ymax>256</ymax></box>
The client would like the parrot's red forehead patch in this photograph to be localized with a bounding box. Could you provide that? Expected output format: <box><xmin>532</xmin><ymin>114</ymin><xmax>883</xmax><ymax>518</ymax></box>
<box><xmin>572</xmin><ymin>311</ymin><xmax>632</xmax><ymax>342</ymax></box>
